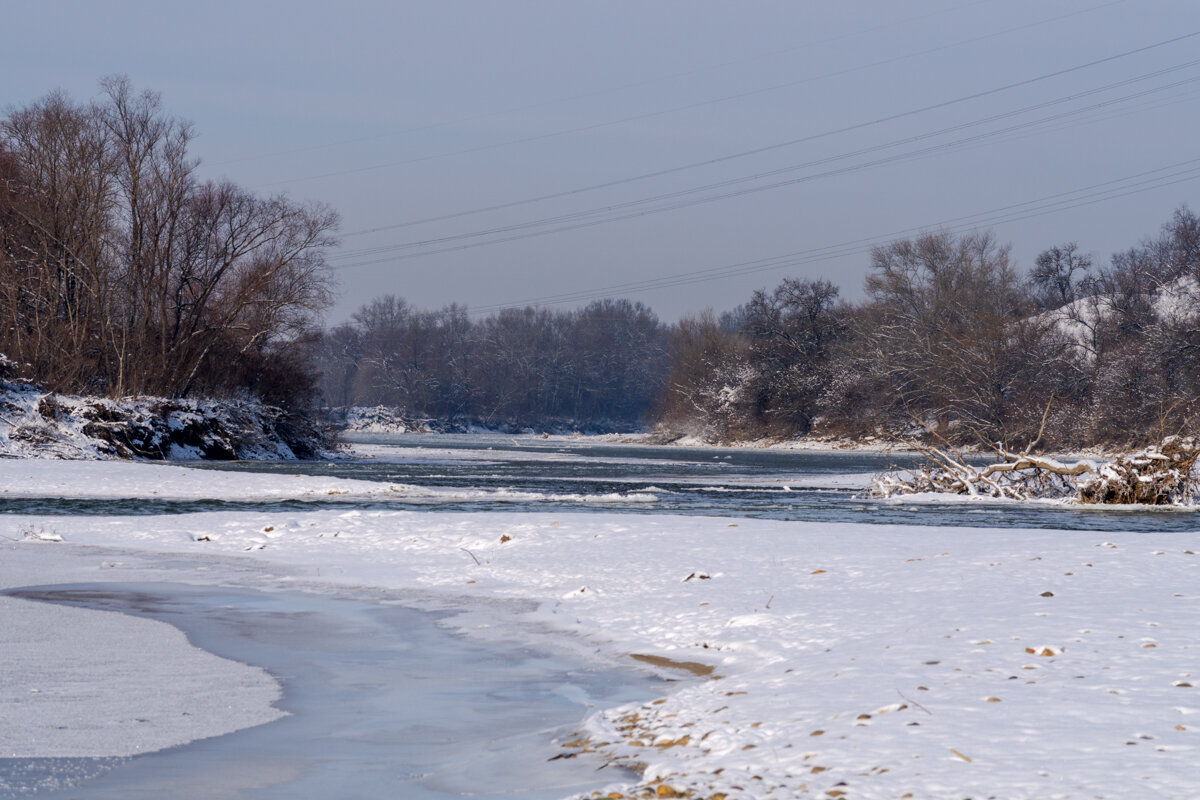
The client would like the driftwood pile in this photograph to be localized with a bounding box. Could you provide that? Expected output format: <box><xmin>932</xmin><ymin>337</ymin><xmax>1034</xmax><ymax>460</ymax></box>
<box><xmin>869</xmin><ymin>435</ymin><xmax>1200</xmax><ymax>506</ymax></box>
<box><xmin>1078</xmin><ymin>437</ymin><xmax>1200</xmax><ymax>505</ymax></box>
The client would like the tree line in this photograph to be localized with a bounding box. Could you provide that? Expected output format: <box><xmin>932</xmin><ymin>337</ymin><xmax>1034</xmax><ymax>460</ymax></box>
<box><xmin>0</xmin><ymin>78</ymin><xmax>337</xmax><ymax>409</ymax></box>
<box><xmin>7</xmin><ymin>81</ymin><xmax>1198</xmax><ymax>450</ymax></box>
<box><xmin>659</xmin><ymin>207</ymin><xmax>1200</xmax><ymax>449</ymax></box>
<box><xmin>321</xmin><ymin>206</ymin><xmax>1200</xmax><ymax>449</ymax></box>
<box><xmin>316</xmin><ymin>297</ymin><xmax>668</xmax><ymax>428</ymax></box>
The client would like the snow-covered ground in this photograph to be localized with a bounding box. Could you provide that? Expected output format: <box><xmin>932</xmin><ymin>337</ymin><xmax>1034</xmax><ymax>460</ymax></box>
<box><xmin>2</xmin><ymin>459</ymin><xmax>1198</xmax><ymax>798</ymax></box>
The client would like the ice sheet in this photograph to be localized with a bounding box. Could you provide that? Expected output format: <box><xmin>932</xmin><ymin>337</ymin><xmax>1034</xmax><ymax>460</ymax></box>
<box><xmin>0</xmin><ymin>594</ymin><xmax>282</xmax><ymax>760</ymax></box>
<box><xmin>3</xmin><ymin>582</ymin><xmax>659</xmax><ymax>799</ymax></box>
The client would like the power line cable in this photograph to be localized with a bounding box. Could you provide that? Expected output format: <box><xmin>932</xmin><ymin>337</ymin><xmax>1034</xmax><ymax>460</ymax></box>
<box><xmin>459</xmin><ymin>158</ymin><xmax>1200</xmax><ymax>313</ymax></box>
<box><xmin>320</xmin><ymin>158</ymin><xmax>1200</xmax><ymax>326</ymax></box>
<box><xmin>327</xmin><ymin>26</ymin><xmax>1199</xmax><ymax>246</ymax></box>
<box><xmin>328</xmin><ymin>64</ymin><xmax>1200</xmax><ymax>266</ymax></box>
<box><xmin>332</xmin><ymin>64</ymin><xmax>1200</xmax><ymax>261</ymax></box>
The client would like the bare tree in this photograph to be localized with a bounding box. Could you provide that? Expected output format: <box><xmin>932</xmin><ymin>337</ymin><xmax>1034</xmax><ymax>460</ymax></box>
<box><xmin>735</xmin><ymin>278</ymin><xmax>844</xmax><ymax>436</ymax></box>
<box><xmin>1030</xmin><ymin>242</ymin><xmax>1092</xmax><ymax>310</ymax></box>
<box><xmin>860</xmin><ymin>230</ymin><xmax>1065</xmax><ymax>445</ymax></box>
<box><xmin>1</xmin><ymin>90</ymin><xmax>115</xmax><ymax>388</ymax></box>
<box><xmin>0</xmin><ymin>77</ymin><xmax>338</xmax><ymax>407</ymax></box>
<box><xmin>655</xmin><ymin>310</ymin><xmax>750</xmax><ymax>441</ymax></box>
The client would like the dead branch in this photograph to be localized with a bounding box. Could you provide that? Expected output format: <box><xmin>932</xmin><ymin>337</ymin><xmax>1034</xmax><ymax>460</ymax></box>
<box><xmin>870</xmin><ymin>431</ymin><xmax>1200</xmax><ymax>506</ymax></box>
<box><xmin>1078</xmin><ymin>437</ymin><xmax>1200</xmax><ymax>505</ymax></box>
<box><xmin>871</xmin><ymin>414</ymin><xmax>1093</xmax><ymax>501</ymax></box>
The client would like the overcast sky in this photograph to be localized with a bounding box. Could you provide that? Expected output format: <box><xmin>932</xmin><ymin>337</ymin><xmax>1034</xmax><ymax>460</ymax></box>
<box><xmin>7</xmin><ymin>1</ymin><xmax>1200</xmax><ymax>324</ymax></box>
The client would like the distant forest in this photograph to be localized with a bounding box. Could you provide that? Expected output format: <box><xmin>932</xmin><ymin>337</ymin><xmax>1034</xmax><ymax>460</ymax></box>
<box><xmin>319</xmin><ymin>206</ymin><xmax>1200</xmax><ymax>449</ymax></box>
<box><xmin>317</xmin><ymin>297</ymin><xmax>668</xmax><ymax>429</ymax></box>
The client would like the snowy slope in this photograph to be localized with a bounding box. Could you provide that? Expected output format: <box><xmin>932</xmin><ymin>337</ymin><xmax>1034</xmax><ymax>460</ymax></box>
<box><xmin>0</xmin><ymin>380</ymin><xmax>326</xmax><ymax>460</ymax></box>
<box><xmin>1041</xmin><ymin>275</ymin><xmax>1200</xmax><ymax>357</ymax></box>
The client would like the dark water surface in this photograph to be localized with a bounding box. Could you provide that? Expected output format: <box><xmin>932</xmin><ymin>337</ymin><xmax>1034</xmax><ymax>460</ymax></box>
<box><xmin>2</xmin><ymin>583</ymin><xmax>663</xmax><ymax>800</ymax></box>
<box><xmin>4</xmin><ymin>433</ymin><xmax>1198</xmax><ymax>531</ymax></box>
<box><xmin>189</xmin><ymin>433</ymin><xmax>1200</xmax><ymax>532</ymax></box>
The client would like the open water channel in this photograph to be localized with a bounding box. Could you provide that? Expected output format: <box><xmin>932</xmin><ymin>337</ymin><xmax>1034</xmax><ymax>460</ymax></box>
<box><xmin>187</xmin><ymin>433</ymin><xmax>1200</xmax><ymax>532</ymax></box>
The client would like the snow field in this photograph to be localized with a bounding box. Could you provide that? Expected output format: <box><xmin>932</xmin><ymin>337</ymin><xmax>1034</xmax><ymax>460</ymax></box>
<box><xmin>4</xmin><ymin>469</ymin><xmax>1197</xmax><ymax>800</ymax></box>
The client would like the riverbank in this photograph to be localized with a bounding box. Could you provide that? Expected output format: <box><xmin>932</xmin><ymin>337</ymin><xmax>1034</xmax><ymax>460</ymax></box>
<box><xmin>0</xmin><ymin>380</ymin><xmax>332</xmax><ymax>460</ymax></box>
<box><xmin>2</xmin><ymin>458</ymin><xmax>1196</xmax><ymax>798</ymax></box>
<box><xmin>332</xmin><ymin>406</ymin><xmax>900</xmax><ymax>453</ymax></box>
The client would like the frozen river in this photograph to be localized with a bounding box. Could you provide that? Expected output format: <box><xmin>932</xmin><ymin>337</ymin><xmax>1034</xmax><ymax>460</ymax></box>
<box><xmin>2</xmin><ymin>582</ymin><xmax>661</xmax><ymax>799</ymax></box>
<box><xmin>3</xmin><ymin>434</ymin><xmax>1198</xmax><ymax>799</ymax></box>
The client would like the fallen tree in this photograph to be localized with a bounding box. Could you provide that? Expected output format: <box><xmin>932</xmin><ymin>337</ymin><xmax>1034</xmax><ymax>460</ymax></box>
<box><xmin>869</xmin><ymin>435</ymin><xmax>1200</xmax><ymax>505</ymax></box>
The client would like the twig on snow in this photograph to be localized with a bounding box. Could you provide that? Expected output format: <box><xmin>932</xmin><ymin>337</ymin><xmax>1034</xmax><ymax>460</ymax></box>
<box><xmin>898</xmin><ymin>689</ymin><xmax>932</xmax><ymax>715</ymax></box>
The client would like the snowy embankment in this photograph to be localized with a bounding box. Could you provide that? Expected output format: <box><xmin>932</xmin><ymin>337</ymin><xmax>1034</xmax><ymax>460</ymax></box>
<box><xmin>0</xmin><ymin>379</ymin><xmax>328</xmax><ymax>460</ymax></box>
<box><xmin>0</xmin><ymin>459</ymin><xmax>659</xmax><ymax>506</ymax></box>
<box><xmin>2</xmin><ymin>461</ymin><xmax>1197</xmax><ymax>798</ymax></box>
<box><xmin>333</xmin><ymin>405</ymin><xmax>436</xmax><ymax>434</ymax></box>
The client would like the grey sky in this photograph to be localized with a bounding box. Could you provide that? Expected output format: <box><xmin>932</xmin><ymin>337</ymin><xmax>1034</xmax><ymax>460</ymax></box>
<box><xmin>7</xmin><ymin>0</ymin><xmax>1200</xmax><ymax>324</ymax></box>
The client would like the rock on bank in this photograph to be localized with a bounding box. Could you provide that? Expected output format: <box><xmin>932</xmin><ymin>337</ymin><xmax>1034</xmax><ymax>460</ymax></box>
<box><xmin>0</xmin><ymin>379</ymin><xmax>331</xmax><ymax>460</ymax></box>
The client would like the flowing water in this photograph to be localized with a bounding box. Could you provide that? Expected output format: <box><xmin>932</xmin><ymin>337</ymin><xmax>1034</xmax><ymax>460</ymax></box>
<box><xmin>174</xmin><ymin>432</ymin><xmax>1200</xmax><ymax>532</ymax></box>
<box><xmin>5</xmin><ymin>432</ymin><xmax>1195</xmax><ymax>530</ymax></box>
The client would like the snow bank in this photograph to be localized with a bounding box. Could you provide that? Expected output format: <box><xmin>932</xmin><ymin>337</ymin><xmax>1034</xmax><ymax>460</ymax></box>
<box><xmin>330</xmin><ymin>405</ymin><xmax>646</xmax><ymax>436</ymax></box>
<box><xmin>0</xmin><ymin>459</ymin><xmax>662</xmax><ymax>506</ymax></box>
<box><xmin>0</xmin><ymin>459</ymin><xmax>400</xmax><ymax>501</ymax></box>
<box><xmin>0</xmin><ymin>380</ymin><xmax>329</xmax><ymax>460</ymax></box>
<box><xmin>335</xmin><ymin>405</ymin><xmax>425</xmax><ymax>434</ymax></box>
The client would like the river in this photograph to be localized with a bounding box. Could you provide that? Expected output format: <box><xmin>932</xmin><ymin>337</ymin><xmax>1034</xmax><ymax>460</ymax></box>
<box><xmin>181</xmin><ymin>432</ymin><xmax>1200</xmax><ymax>532</ymax></box>
<box><xmin>3</xmin><ymin>433</ymin><xmax>1196</xmax><ymax>798</ymax></box>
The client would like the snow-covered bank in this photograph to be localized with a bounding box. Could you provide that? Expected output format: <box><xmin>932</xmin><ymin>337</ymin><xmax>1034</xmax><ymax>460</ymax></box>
<box><xmin>635</xmin><ymin>429</ymin><xmax>904</xmax><ymax>454</ymax></box>
<box><xmin>0</xmin><ymin>459</ymin><xmax>662</xmax><ymax>507</ymax></box>
<box><xmin>3</xmin><ymin>457</ymin><xmax>1197</xmax><ymax>799</ymax></box>
<box><xmin>0</xmin><ymin>460</ymin><xmax>404</xmax><ymax>502</ymax></box>
<box><xmin>344</xmin><ymin>422</ymin><xmax>909</xmax><ymax>454</ymax></box>
<box><xmin>0</xmin><ymin>380</ymin><xmax>330</xmax><ymax>460</ymax></box>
